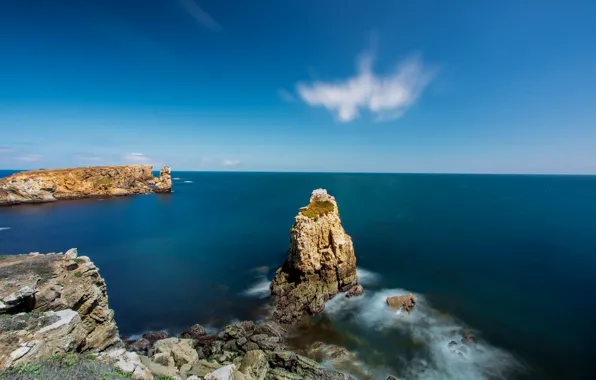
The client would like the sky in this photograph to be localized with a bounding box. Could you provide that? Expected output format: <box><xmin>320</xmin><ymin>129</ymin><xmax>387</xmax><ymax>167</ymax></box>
<box><xmin>1</xmin><ymin>0</ymin><xmax>595</xmax><ymax>173</ymax></box>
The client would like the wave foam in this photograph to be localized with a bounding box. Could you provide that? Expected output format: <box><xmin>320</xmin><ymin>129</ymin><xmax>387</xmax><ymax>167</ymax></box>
<box><xmin>242</xmin><ymin>277</ymin><xmax>271</xmax><ymax>299</ymax></box>
<box><xmin>183</xmin><ymin>180</ymin><xmax>193</xmax><ymax>183</ymax></box>
<box><xmin>0</xmin><ymin>227</ymin><xmax>11</xmax><ymax>231</ymax></box>
<box><xmin>356</xmin><ymin>267</ymin><xmax>382</xmax><ymax>286</ymax></box>
<box><xmin>324</xmin><ymin>288</ymin><xmax>522</xmax><ymax>380</ymax></box>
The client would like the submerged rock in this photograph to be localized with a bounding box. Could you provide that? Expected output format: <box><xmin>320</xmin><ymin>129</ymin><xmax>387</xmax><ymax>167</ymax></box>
<box><xmin>0</xmin><ymin>165</ymin><xmax>172</xmax><ymax>206</ymax></box>
<box><xmin>386</xmin><ymin>293</ymin><xmax>417</xmax><ymax>313</ymax></box>
<box><xmin>345</xmin><ymin>284</ymin><xmax>364</xmax><ymax>298</ymax></box>
<box><xmin>271</xmin><ymin>189</ymin><xmax>360</xmax><ymax>324</ymax></box>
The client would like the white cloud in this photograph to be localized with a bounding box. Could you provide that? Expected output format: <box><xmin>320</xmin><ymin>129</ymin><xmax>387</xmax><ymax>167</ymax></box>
<box><xmin>17</xmin><ymin>154</ymin><xmax>42</xmax><ymax>162</ymax></box>
<box><xmin>124</xmin><ymin>153</ymin><xmax>150</xmax><ymax>162</ymax></box>
<box><xmin>222</xmin><ymin>159</ymin><xmax>241</xmax><ymax>166</ymax></box>
<box><xmin>0</xmin><ymin>146</ymin><xmax>13</xmax><ymax>154</ymax></box>
<box><xmin>178</xmin><ymin>0</ymin><xmax>222</xmax><ymax>31</ymax></box>
<box><xmin>297</xmin><ymin>53</ymin><xmax>435</xmax><ymax>122</ymax></box>
<box><xmin>278</xmin><ymin>89</ymin><xmax>295</xmax><ymax>102</ymax></box>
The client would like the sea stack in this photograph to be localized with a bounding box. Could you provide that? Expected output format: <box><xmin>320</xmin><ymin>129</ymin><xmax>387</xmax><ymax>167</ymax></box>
<box><xmin>153</xmin><ymin>166</ymin><xmax>172</xmax><ymax>193</ymax></box>
<box><xmin>271</xmin><ymin>189</ymin><xmax>360</xmax><ymax>324</ymax></box>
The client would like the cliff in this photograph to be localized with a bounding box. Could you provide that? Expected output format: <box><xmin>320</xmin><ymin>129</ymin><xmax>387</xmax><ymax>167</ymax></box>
<box><xmin>270</xmin><ymin>189</ymin><xmax>361</xmax><ymax>324</ymax></box>
<box><xmin>0</xmin><ymin>165</ymin><xmax>172</xmax><ymax>206</ymax></box>
<box><xmin>0</xmin><ymin>249</ymin><xmax>121</xmax><ymax>369</ymax></box>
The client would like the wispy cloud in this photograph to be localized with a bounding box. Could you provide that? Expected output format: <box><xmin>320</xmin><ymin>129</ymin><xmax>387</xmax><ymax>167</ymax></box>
<box><xmin>278</xmin><ymin>89</ymin><xmax>296</xmax><ymax>102</ymax></box>
<box><xmin>222</xmin><ymin>159</ymin><xmax>241</xmax><ymax>166</ymax></box>
<box><xmin>124</xmin><ymin>153</ymin><xmax>150</xmax><ymax>163</ymax></box>
<box><xmin>297</xmin><ymin>53</ymin><xmax>435</xmax><ymax>122</ymax></box>
<box><xmin>178</xmin><ymin>0</ymin><xmax>222</xmax><ymax>31</ymax></box>
<box><xmin>0</xmin><ymin>146</ymin><xmax>13</xmax><ymax>154</ymax></box>
<box><xmin>17</xmin><ymin>154</ymin><xmax>42</xmax><ymax>162</ymax></box>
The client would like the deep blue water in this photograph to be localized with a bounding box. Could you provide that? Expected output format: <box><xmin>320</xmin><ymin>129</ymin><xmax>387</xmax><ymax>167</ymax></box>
<box><xmin>1</xmin><ymin>171</ymin><xmax>595</xmax><ymax>379</ymax></box>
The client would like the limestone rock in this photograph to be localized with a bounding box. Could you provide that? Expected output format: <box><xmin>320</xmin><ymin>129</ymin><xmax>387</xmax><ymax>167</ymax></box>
<box><xmin>190</xmin><ymin>360</ymin><xmax>223</xmax><ymax>377</ymax></box>
<box><xmin>153</xmin><ymin>166</ymin><xmax>172</xmax><ymax>193</ymax></box>
<box><xmin>386</xmin><ymin>293</ymin><xmax>416</xmax><ymax>313</ymax></box>
<box><xmin>0</xmin><ymin>251</ymin><xmax>120</xmax><ymax>369</ymax></box>
<box><xmin>345</xmin><ymin>284</ymin><xmax>364</xmax><ymax>298</ymax></box>
<box><xmin>240</xmin><ymin>350</ymin><xmax>269</xmax><ymax>380</ymax></box>
<box><xmin>205</xmin><ymin>364</ymin><xmax>237</xmax><ymax>380</ymax></box>
<box><xmin>0</xmin><ymin>165</ymin><xmax>172</xmax><ymax>206</ymax></box>
<box><xmin>103</xmin><ymin>348</ymin><xmax>154</xmax><ymax>380</ymax></box>
<box><xmin>271</xmin><ymin>189</ymin><xmax>360</xmax><ymax>324</ymax></box>
<box><xmin>153</xmin><ymin>337</ymin><xmax>198</xmax><ymax>368</ymax></box>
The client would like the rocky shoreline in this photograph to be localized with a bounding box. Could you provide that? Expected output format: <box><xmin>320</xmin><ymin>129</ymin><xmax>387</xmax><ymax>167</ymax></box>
<box><xmin>0</xmin><ymin>165</ymin><xmax>172</xmax><ymax>206</ymax></box>
<box><xmin>0</xmin><ymin>189</ymin><xmax>422</xmax><ymax>379</ymax></box>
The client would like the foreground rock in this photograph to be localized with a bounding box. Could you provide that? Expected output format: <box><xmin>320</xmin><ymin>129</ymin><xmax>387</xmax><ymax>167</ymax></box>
<box><xmin>0</xmin><ymin>165</ymin><xmax>172</xmax><ymax>206</ymax></box>
<box><xmin>0</xmin><ymin>249</ymin><xmax>121</xmax><ymax>369</ymax></box>
<box><xmin>271</xmin><ymin>189</ymin><xmax>360</xmax><ymax>324</ymax></box>
<box><xmin>386</xmin><ymin>293</ymin><xmax>417</xmax><ymax>313</ymax></box>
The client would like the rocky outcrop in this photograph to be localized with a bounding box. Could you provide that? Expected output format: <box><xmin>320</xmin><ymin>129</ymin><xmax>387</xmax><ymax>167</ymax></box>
<box><xmin>153</xmin><ymin>166</ymin><xmax>172</xmax><ymax>193</ymax></box>
<box><xmin>0</xmin><ymin>165</ymin><xmax>172</xmax><ymax>206</ymax></box>
<box><xmin>0</xmin><ymin>249</ymin><xmax>120</xmax><ymax>369</ymax></box>
<box><xmin>386</xmin><ymin>293</ymin><xmax>417</xmax><ymax>313</ymax></box>
<box><xmin>270</xmin><ymin>189</ymin><xmax>360</xmax><ymax>324</ymax></box>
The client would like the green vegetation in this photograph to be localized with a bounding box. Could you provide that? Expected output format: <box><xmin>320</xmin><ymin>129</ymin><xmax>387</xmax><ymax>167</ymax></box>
<box><xmin>0</xmin><ymin>354</ymin><xmax>132</xmax><ymax>380</ymax></box>
<box><xmin>73</xmin><ymin>258</ymin><xmax>85</xmax><ymax>264</ymax></box>
<box><xmin>74</xmin><ymin>271</ymin><xmax>82</xmax><ymax>278</ymax></box>
<box><xmin>299</xmin><ymin>200</ymin><xmax>335</xmax><ymax>220</ymax></box>
<box><xmin>91</xmin><ymin>176</ymin><xmax>112</xmax><ymax>187</ymax></box>
<box><xmin>156</xmin><ymin>377</ymin><xmax>175</xmax><ymax>380</ymax></box>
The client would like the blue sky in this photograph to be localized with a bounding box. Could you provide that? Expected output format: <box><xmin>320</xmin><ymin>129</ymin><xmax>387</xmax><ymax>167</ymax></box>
<box><xmin>1</xmin><ymin>0</ymin><xmax>595</xmax><ymax>173</ymax></box>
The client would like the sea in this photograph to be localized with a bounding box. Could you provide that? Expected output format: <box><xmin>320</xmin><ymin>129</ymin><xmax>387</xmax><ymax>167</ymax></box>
<box><xmin>1</xmin><ymin>171</ymin><xmax>595</xmax><ymax>379</ymax></box>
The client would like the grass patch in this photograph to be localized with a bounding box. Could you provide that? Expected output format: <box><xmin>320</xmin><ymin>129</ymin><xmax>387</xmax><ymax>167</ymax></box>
<box><xmin>73</xmin><ymin>258</ymin><xmax>85</xmax><ymax>264</ymax></box>
<box><xmin>74</xmin><ymin>271</ymin><xmax>82</xmax><ymax>278</ymax></box>
<box><xmin>0</xmin><ymin>354</ymin><xmax>131</xmax><ymax>380</ymax></box>
<box><xmin>299</xmin><ymin>200</ymin><xmax>335</xmax><ymax>220</ymax></box>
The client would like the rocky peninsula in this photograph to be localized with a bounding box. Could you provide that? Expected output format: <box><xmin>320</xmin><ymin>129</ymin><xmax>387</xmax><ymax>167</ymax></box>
<box><xmin>0</xmin><ymin>165</ymin><xmax>172</xmax><ymax>206</ymax></box>
<box><xmin>271</xmin><ymin>189</ymin><xmax>362</xmax><ymax>324</ymax></box>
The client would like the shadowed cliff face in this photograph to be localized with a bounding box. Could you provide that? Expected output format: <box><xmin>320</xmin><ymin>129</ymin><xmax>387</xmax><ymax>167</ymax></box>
<box><xmin>0</xmin><ymin>249</ymin><xmax>121</xmax><ymax>369</ymax></box>
<box><xmin>0</xmin><ymin>165</ymin><xmax>172</xmax><ymax>206</ymax></box>
<box><xmin>271</xmin><ymin>189</ymin><xmax>360</xmax><ymax>324</ymax></box>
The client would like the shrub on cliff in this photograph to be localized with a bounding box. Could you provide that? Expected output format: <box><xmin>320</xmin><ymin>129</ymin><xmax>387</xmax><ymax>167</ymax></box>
<box><xmin>0</xmin><ymin>354</ymin><xmax>130</xmax><ymax>380</ymax></box>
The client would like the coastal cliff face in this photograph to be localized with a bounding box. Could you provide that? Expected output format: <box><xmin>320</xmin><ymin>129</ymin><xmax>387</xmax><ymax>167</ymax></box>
<box><xmin>0</xmin><ymin>249</ymin><xmax>121</xmax><ymax>369</ymax></box>
<box><xmin>270</xmin><ymin>189</ymin><xmax>360</xmax><ymax>324</ymax></box>
<box><xmin>0</xmin><ymin>165</ymin><xmax>172</xmax><ymax>206</ymax></box>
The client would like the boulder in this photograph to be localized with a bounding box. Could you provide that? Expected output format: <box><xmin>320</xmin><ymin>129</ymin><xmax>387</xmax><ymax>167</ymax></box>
<box><xmin>129</xmin><ymin>338</ymin><xmax>152</xmax><ymax>355</ymax></box>
<box><xmin>270</xmin><ymin>189</ymin><xmax>360</xmax><ymax>324</ymax></box>
<box><xmin>153</xmin><ymin>338</ymin><xmax>198</xmax><ymax>368</ymax></box>
<box><xmin>181</xmin><ymin>323</ymin><xmax>208</xmax><ymax>339</ymax></box>
<box><xmin>142</xmin><ymin>331</ymin><xmax>169</xmax><ymax>344</ymax></box>
<box><xmin>240</xmin><ymin>350</ymin><xmax>269</xmax><ymax>380</ymax></box>
<box><xmin>190</xmin><ymin>360</ymin><xmax>223</xmax><ymax>377</ymax></box>
<box><xmin>345</xmin><ymin>284</ymin><xmax>364</xmax><ymax>298</ymax></box>
<box><xmin>103</xmin><ymin>348</ymin><xmax>153</xmax><ymax>380</ymax></box>
<box><xmin>386</xmin><ymin>293</ymin><xmax>416</xmax><ymax>313</ymax></box>
<box><xmin>461</xmin><ymin>330</ymin><xmax>477</xmax><ymax>346</ymax></box>
<box><xmin>205</xmin><ymin>364</ymin><xmax>237</xmax><ymax>380</ymax></box>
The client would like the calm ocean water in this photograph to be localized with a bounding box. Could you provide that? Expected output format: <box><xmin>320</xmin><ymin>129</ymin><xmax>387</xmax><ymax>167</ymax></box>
<box><xmin>1</xmin><ymin>171</ymin><xmax>595</xmax><ymax>379</ymax></box>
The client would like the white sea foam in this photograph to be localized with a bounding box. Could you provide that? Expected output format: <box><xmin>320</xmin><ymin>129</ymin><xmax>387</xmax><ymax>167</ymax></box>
<box><xmin>172</xmin><ymin>177</ymin><xmax>181</xmax><ymax>180</ymax></box>
<box><xmin>183</xmin><ymin>180</ymin><xmax>193</xmax><ymax>183</ymax></box>
<box><xmin>242</xmin><ymin>277</ymin><xmax>271</xmax><ymax>299</ymax></box>
<box><xmin>0</xmin><ymin>227</ymin><xmax>11</xmax><ymax>231</ymax></box>
<box><xmin>356</xmin><ymin>267</ymin><xmax>382</xmax><ymax>286</ymax></box>
<box><xmin>324</xmin><ymin>288</ymin><xmax>522</xmax><ymax>380</ymax></box>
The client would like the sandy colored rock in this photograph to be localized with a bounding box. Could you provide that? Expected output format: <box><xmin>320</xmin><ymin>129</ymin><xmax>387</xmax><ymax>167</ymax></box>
<box><xmin>0</xmin><ymin>164</ymin><xmax>172</xmax><ymax>206</ymax></box>
<box><xmin>0</xmin><ymin>250</ymin><xmax>120</xmax><ymax>369</ymax></box>
<box><xmin>271</xmin><ymin>189</ymin><xmax>360</xmax><ymax>324</ymax></box>
<box><xmin>153</xmin><ymin>337</ymin><xmax>198</xmax><ymax>368</ymax></box>
<box><xmin>240</xmin><ymin>349</ymin><xmax>269</xmax><ymax>380</ymax></box>
<box><xmin>386</xmin><ymin>293</ymin><xmax>417</xmax><ymax>313</ymax></box>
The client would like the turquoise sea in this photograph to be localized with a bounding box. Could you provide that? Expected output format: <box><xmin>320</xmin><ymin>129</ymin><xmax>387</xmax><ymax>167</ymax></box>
<box><xmin>1</xmin><ymin>171</ymin><xmax>595</xmax><ymax>379</ymax></box>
